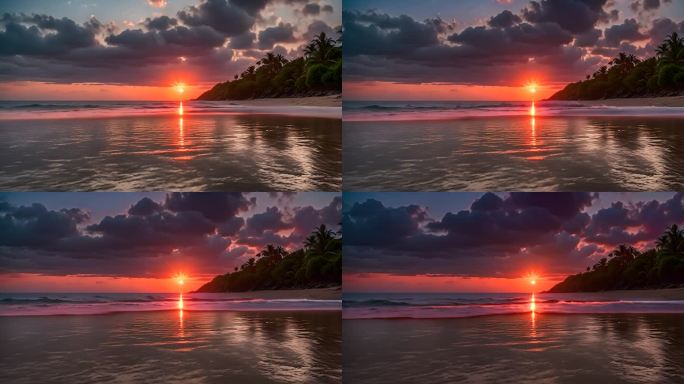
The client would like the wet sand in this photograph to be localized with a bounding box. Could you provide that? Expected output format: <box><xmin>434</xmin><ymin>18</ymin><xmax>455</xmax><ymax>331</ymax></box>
<box><xmin>343</xmin><ymin>115</ymin><xmax>684</xmax><ymax>191</ymax></box>
<box><xmin>226</xmin><ymin>95</ymin><xmax>342</xmax><ymax>107</ymax></box>
<box><xmin>344</xmin><ymin>313</ymin><xmax>684</xmax><ymax>383</ymax></box>
<box><xmin>0</xmin><ymin>310</ymin><xmax>341</xmax><ymax>383</ymax></box>
<box><xmin>0</xmin><ymin>113</ymin><xmax>341</xmax><ymax>191</ymax></box>
<box><xmin>577</xmin><ymin>96</ymin><xmax>684</xmax><ymax>107</ymax></box>
<box><xmin>195</xmin><ymin>286</ymin><xmax>342</xmax><ymax>300</ymax></box>
<box><xmin>542</xmin><ymin>287</ymin><xmax>684</xmax><ymax>301</ymax></box>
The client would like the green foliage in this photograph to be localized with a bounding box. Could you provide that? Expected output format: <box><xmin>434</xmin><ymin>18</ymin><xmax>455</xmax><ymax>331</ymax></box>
<box><xmin>548</xmin><ymin>224</ymin><xmax>684</xmax><ymax>292</ymax></box>
<box><xmin>550</xmin><ymin>33</ymin><xmax>684</xmax><ymax>100</ymax></box>
<box><xmin>195</xmin><ymin>225</ymin><xmax>342</xmax><ymax>292</ymax></box>
<box><xmin>197</xmin><ymin>32</ymin><xmax>342</xmax><ymax>100</ymax></box>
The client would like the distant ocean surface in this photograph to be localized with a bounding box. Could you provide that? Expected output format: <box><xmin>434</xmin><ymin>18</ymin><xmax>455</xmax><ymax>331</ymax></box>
<box><xmin>343</xmin><ymin>292</ymin><xmax>684</xmax><ymax>319</ymax></box>
<box><xmin>0</xmin><ymin>292</ymin><xmax>340</xmax><ymax>316</ymax></box>
<box><xmin>344</xmin><ymin>100</ymin><xmax>684</xmax><ymax>121</ymax></box>
<box><xmin>0</xmin><ymin>100</ymin><xmax>340</xmax><ymax>120</ymax></box>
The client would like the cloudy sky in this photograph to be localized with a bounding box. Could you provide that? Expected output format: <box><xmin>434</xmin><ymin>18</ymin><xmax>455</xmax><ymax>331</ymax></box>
<box><xmin>344</xmin><ymin>0</ymin><xmax>684</xmax><ymax>100</ymax></box>
<box><xmin>0</xmin><ymin>0</ymin><xmax>340</xmax><ymax>100</ymax></box>
<box><xmin>0</xmin><ymin>192</ymin><xmax>340</xmax><ymax>292</ymax></box>
<box><xmin>343</xmin><ymin>192</ymin><xmax>684</xmax><ymax>292</ymax></box>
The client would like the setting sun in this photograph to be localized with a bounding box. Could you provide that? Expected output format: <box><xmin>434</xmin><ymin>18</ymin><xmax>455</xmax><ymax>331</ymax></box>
<box><xmin>526</xmin><ymin>82</ymin><xmax>538</xmax><ymax>94</ymax></box>
<box><xmin>175</xmin><ymin>83</ymin><xmax>186</xmax><ymax>94</ymax></box>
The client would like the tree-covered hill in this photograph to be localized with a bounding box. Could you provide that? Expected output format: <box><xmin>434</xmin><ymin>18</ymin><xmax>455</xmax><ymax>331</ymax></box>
<box><xmin>196</xmin><ymin>32</ymin><xmax>341</xmax><ymax>100</ymax></box>
<box><xmin>195</xmin><ymin>224</ymin><xmax>341</xmax><ymax>292</ymax></box>
<box><xmin>549</xmin><ymin>32</ymin><xmax>684</xmax><ymax>100</ymax></box>
<box><xmin>547</xmin><ymin>224</ymin><xmax>684</xmax><ymax>293</ymax></box>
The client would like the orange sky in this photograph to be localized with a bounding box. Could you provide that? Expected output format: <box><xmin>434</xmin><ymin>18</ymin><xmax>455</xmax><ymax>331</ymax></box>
<box><xmin>343</xmin><ymin>81</ymin><xmax>560</xmax><ymax>101</ymax></box>
<box><xmin>344</xmin><ymin>273</ymin><xmax>561</xmax><ymax>293</ymax></box>
<box><xmin>0</xmin><ymin>273</ymin><xmax>209</xmax><ymax>293</ymax></box>
<box><xmin>0</xmin><ymin>81</ymin><xmax>204</xmax><ymax>101</ymax></box>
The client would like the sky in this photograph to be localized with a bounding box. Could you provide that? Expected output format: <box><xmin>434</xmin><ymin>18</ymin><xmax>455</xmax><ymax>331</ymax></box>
<box><xmin>0</xmin><ymin>0</ymin><xmax>341</xmax><ymax>100</ymax></box>
<box><xmin>343</xmin><ymin>0</ymin><xmax>684</xmax><ymax>100</ymax></box>
<box><xmin>0</xmin><ymin>192</ymin><xmax>341</xmax><ymax>292</ymax></box>
<box><xmin>343</xmin><ymin>192</ymin><xmax>684</xmax><ymax>293</ymax></box>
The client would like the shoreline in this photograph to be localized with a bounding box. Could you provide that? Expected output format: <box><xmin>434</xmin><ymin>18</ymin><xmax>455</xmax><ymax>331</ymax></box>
<box><xmin>215</xmin><ymin>94</ymin><xmax>341</xmax><ymax>107</ymax></box>
<box><xmin>541</xmin><ymin>287</ymin><xmax>684</xmax><ymax>301</ymax></box>
<box><xmin>192</xmin><ymin>286</ymin><xmax>342</xmax><ymax>300</ymax></box>
<box><xmin>570</xmin><ymin>95</ymin><xmax>684</xmax><ymax>107</ymax></box>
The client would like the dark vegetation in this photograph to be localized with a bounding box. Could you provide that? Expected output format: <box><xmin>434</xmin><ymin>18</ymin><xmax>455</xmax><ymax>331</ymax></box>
<box><xmin>197</xmin><ymin>32</ymin><xmax>342</xmax><ymax>100</ymax></box>
<box><xmin>550</xmin><ymin>32</ymin><xmax>684</xmax><ymax>100</ymax></box>
<box><xmin>195</xmin><ymin>225</ymin><xmax>341</xmax><ymax>292</ymax></box>
<box><xmin>548</xmin><ymin>224</ymin><xmax>684</xmax><ymax>293</ymax></box>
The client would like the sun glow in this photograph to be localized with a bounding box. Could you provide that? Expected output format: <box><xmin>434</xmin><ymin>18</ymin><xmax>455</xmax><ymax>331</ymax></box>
<box><xmin>526</xmin><ymin>82</ymin><xmax>538</xmax><ymax>94</ymax></box>
<box><xmin>178</xmin><ymin>101</ymin><xmax>184</xmax><ymax>116</ymax></box>
<box><xmin>175</xmin><ymin>82</ymin><xmax>185</xmax><ymax>94</ymax></box>
<box><xmin>530</xmin><ymin>101</ymin><xmax>536</xmax><ymax>116</ymax></box>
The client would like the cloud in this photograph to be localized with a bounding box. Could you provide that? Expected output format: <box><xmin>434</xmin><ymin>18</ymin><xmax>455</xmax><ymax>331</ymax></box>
<box><xmin>0</xmin><ymin>193</ymin><xmax>341</xmax><ymax>278</ymax></box>
<box><xmin>488</xmin><ymin>10</ymin><xmax>522</xmax><ymax>28</ymax></box>
<box><xmin>257</xmin><ymin>22</ymin><xmax>297</xmax><ymax>49</ymax></box>
<box><xmin>343</xmin><ymin>192</ymin><xmax>684</xmax><ymax>278</ymax></box>
<box><xmin>344</xmin><ymin>0</ymin><xmax>680</xmax><ymax>86</ymax></box>
<box><xmin>603</xmin><ymin>18</ymin><xmax>646</xmax><ymax>46</ymax></box>
<box><xmin>302</xmin><ymin>3</ymin><xmax>321</xmax><ymax>16</ymax></box>
<box><xmin>0</xmin><ymin>0</ymin><xmax>341</xmax><ymax>86</ymax></box>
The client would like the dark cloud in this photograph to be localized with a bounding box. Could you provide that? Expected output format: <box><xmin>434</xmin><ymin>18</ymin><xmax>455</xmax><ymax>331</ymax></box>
<box><xmin>143</xmin><ymin>15</ymin><xmax>178</xmax><ymax>31</ymax></box>
<box><xmin>177</xmin><ymin>0</ymin><xmax>256</xmax><ymax>36</ymax></box>
<box><xmin>302</xmin><ymin>3</ymin><xmax>321</xmax><ymax>16</ymax></box>
<box><xmin>128</xmin><ymin>197</ymin><xmax>164</xmax><ymax>216</ymax></box>
<box><xmin>603</xmin><ymin>18</ymin><xmax>646</xmax><ymax>46</ymax></box>
<box><xmin>488</xmin><ymin>10</ymin><xmax>522</xmax><ymax>28</ymax></box>
<box><xmin>0</xmin><ymin>193</ymin><xmax>341</xmax><ymax>278</ymax></box>
<box><xmin>257</xmin><ymin>22</ymin><xmax>297</xmax><ymax>49</ymax></box>
<box><xmin>344</xmin><ymin>193</ymin><xmax>684</xmax><ymax>278</ymax></box>
<box><xmin>164</xmin><ymin>192</ymin><xmax>253</xmax><ymax>223</ymax></box>
<box><xmin>521</xmin><ymin>0</ymin><xmax>610</xmax><ymax>34</ymax></box>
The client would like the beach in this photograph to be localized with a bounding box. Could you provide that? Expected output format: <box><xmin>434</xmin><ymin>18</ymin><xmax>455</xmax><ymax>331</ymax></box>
<box><xmin>194</xmin><ymin>286</ymin><xmax>342</xmax><ymax>300</ymax></box>
<box><xmin>542</xmin><ymin>287</ymin><xmax>684</xmax><ymax>301</ymax></box>
<box><xmin>224</xmin><ymin>95</ymin><xmax>342</xmax><ymax>108</ymax></box>
<box><xmin>0</xmin><ymin>102</ymin><xmax>342</xmax><ymax>191</ymax></box>
<box><xmin>344</xmin><ymin>313</ymin><xmax>684</xmax><ymax>383</ymax></box>
<box><xmin>343</xmin><ymin>101</ymin><xmax>684</xmax><ymax>191</ymax></box>
<box><xmin>1</xmin><ymin>310</ymin><xmax>341</xmax><ymax>383</ymax></box>
<box><xmin>576</xmin><ymin>96</ymin><xmax>684</xmax><ymax>107</ymax></box>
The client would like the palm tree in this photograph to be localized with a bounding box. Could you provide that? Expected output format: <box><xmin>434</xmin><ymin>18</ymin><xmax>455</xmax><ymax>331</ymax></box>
<box><xmin>304</xmin><ymin>32</ymin><xmax>338</xmax><ymax>66</ymax></box>
<box><xmin>304</xmin><ymin>224</ymin><xmax>339</xmax><ymax>257</ymax></box>
<box><xmin>260</xmin><ymin>52</ymin><xmax>288</xmax><ymax>74</ymax></box>
<box><xmin>656</xmin><ymin>224</ymin><xmax>684</xmax><ymax>254</ymax></box>
<box><xmin>656</xmin><ymin>32</ymin><xmax>684</xmax><ymax>66</ymax></box>
<box><xmin>610</xmin><ymin>52</ymin><xmax>640</xmax><ymax>74</ymax></box>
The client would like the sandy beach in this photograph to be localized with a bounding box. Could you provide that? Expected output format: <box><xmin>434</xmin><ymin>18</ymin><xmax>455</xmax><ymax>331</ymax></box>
<box><xmin>203</xmin><ymin>286</ymin><xmax>342</xmax><ymax>300</ymax></box>
<box><xmin>223</xmin><ymin>94</ymin><xmax>342</xmax><ymax>107</ymax></box>
<box><xmin>575</xmin><ymin>95</ymin><xmax>684</xmax><ymax>107</ymax></box>
<box><xmin>541</xmin><ymin>287</ymin><xmax>684</xmax><ymax>301</ymax></box>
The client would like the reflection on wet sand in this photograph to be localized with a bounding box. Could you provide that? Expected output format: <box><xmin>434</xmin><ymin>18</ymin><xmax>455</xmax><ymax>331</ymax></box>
<box><xmin>0</xmin><ymin>310</ymin><xmax>341</xmax><ymax>383</ymax></box>
<box><xmin>344</xmin><ymin>116</ymin><xmax>684</xmax><ymax>191</ymax></box>
<box><xmin>344</xmin><ymin>313</ymin><xmax>684</xmax><ymax>383</ymax></box>
<box><xmin>0</xmin><ymin>113</ymin><xmax>341</xmax><ymax>191</ymax></box>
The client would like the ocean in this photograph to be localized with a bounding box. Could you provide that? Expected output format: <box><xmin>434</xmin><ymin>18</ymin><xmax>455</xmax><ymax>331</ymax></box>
<box><xmin>343</xmin><ymin>292</ymin><xmax>684</xmax><ymax>319</ymax></box>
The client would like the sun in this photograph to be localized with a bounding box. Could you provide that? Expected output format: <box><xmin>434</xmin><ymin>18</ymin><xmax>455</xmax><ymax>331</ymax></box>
<box><xmin>175</xmin><ymin>82</ymin><xmax>185</xmax><ymax>94</ymax></box>
<box><xmin>526</xmin><ymin>82</ymin><xmax>538</xmax><ymax>94</ymax></box>
<box><xmin>528</xmin><ymin>272</ymin><xmax>538</xmax><ymax>286</ymax></box>
<box><xmin>175</xmin><ymin>273</ymin><xmax>186</xmax><ymax>286</ymax></box>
